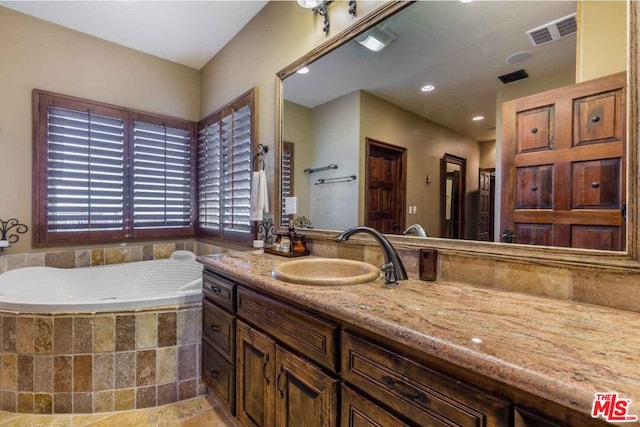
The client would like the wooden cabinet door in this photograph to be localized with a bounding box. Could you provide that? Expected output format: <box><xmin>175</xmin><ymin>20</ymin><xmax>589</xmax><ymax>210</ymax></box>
<box><xmin>237</xmin><ymin>320</ymin><xmax>276</xmax><ymax>427</ymax></box>
<box><xmin>274</xmin><ymin>345</ymin><xmax>338</xmax><ymax>427</ymax></box>
<box><xmin>501</xmin><ymin>72</ymin><xmax>625</xmax><ymax>250</ymax></box>
<box><xmin>341</xmin><ymin>384</ymin><xmax>409</xmax><ymax>427</ymax></box>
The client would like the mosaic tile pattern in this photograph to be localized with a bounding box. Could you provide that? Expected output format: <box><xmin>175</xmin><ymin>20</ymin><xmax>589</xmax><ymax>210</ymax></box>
<box><xmin>0</xmin><ymin>304</ymin><xmax>203</xmax><ymax>414</ymax></box>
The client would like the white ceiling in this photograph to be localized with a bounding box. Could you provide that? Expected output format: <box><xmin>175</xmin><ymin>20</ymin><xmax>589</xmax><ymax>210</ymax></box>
<box><xmin>284</xmin><ymin>1</ymin><xmax>578</xmax><ymax>142</ymax></box>
<box><xmin>0</xmin><ymin>0</ymin><xmax>268</xmax><ymax>70</ymax></box>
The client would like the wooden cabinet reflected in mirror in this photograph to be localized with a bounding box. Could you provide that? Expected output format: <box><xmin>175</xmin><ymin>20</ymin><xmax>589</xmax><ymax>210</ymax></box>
<box><xmin>440</xmin><ymin>154</ymin><xmax>466</xmax><ymax>239</ymax></box>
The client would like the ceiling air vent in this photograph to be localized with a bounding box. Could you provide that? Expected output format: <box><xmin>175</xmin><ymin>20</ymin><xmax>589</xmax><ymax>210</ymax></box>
<box><xmin>527</xmin><ymin>13</ymin><xmax>577</xmax><ymax>47</ymax></box>
<box><xmin>498</xmin><ymin>69</ymin><xmax>529</xmax><ymax>84</ymax></box>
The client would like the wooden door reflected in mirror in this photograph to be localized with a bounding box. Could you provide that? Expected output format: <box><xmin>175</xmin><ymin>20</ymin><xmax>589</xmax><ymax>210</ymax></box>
<box><xmin>441</xmin><ymin>154</ymin><xmax>466</xmax><ymax>239</ymax></box>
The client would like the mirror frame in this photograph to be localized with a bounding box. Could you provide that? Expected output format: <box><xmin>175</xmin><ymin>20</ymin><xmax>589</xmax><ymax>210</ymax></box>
<box><xmin>275</xmin><ymin>1</ymin><xmax>640</xmax><ymax>271</ymax></box>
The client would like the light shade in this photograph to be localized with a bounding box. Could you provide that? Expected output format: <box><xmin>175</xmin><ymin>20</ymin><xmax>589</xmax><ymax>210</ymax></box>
<box><xmin>297</xmin><ymin>0</ymin><xmax>323</xmax><ymax>8</ymax></box>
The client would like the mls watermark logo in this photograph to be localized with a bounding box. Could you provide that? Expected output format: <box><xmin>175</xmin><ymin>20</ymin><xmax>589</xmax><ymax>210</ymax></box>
<box><xmin>591</xmin><ymin>392</ymin><xmax>638</xmax><ymax>422</ymax></box>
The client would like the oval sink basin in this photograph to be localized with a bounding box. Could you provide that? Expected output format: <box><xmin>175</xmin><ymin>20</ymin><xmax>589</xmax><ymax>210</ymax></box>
<box><xmin>272</xmin><ymin>258</ymin><xmax>380</xmax><ymax>286</ymax></box>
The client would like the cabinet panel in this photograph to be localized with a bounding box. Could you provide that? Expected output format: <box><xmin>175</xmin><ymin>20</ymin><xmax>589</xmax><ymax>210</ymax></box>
<box><xmin>237</xmin><ymin>320</ymin><xmax>275</xmax><ymax>427</ymax></box>
<box><xmin>573</xmin><ymin>89</ymin><xmax>623</xmax><ymax>146</ymax></box>
<box><xmin>238</xmin><ymin>287</ymin><xmax>338</xmax><ymax>371</ymax></box>
<box><xmin>516</xmin><ymin>165</ymin><xmax>553</xmax><ymax>209</ymax></box>
<box><xmin>342</xmin><ymin>332</ymin><xmax>511</xmax><ymax>427</ymax></box>
<box><xmin>275</xmin><ymin>345</ymin><xmax>338</xmax><ymax>427</ymax></box>
<box><xmin>571</xmin><ymin>225</ymin><xmax>621</xmax><ymax>251</ymax></box>
<box><xmin>202</xmin><ymin>339</ymin><xmax>235</xmax><ymax>414</ymax></box>
<box><xmin>203</xmin><ymin>299</ymin><xmax>235</xmax><ymax>363</ymax></box>
<box><xmin>341</xmin><ymin>384</ymin><xmax>409</xmax><ymax>427</ymax></box>
<box><xmin>571</xmin><ymin>159</ymin><xmax>620</xmax><ymax>209</ymax></box>
<box><xmin>203</xmin><ymin>270</ymin><xmax>236</xmax><ymax>312</ymax></box>
<box><xmin>517</xmin><ymin>105</ymin><xmax>554</xmax><ymax>153</ymax></box>
<box><xmin>514</xmin><ymin>223</ymin><xmax>553</xmax><ymax>246</ymax></box>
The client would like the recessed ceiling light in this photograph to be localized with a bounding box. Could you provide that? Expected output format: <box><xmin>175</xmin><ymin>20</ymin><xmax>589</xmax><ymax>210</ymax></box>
<box><xmin>472</xmin><ymin>116</ymin><xmax>484</xmax><ymax>121</ymax></box>
<box><xmin>296</xmin><ymin>67</ymin><xmax>310</xmax><ymax>75</ymax></box>
<box><xmin>421</xmin><ymin>85</ymin><xmax>435</xmax><ymax>92</ymax></box>
<box><xmin>460</xmin><ymin>0</ymin><xmax>474</xmax><ymax>3</ymax></box>
<box><xmin>354</xmin><ymin>27</ymin><xmax>397</xmax><ymax>53</ymax></box>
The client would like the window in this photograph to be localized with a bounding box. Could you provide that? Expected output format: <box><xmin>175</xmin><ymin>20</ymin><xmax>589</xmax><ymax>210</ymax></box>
<box><xmin>33</xmin><ymin>90</ymin><xmax>196</xmax><ymax>246</ymax></box>
<box><xmin>197</xmin><ymin>89</ymin><xmax>255</xmax><ymax>244</ymax></box>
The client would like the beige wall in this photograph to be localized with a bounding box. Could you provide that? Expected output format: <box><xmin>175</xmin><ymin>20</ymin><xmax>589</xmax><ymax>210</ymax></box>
<box><xmin>359</xmin><ymin>91</ymin><xmax>480</xmax><ymax>239</ymax></box>
<box><xmin>576</xmin><ymin>1</ymin><xmax>627</xmax><ymax>82</ymax></box>
<box><xmin>0</xmin><ymin>7</ymin><xmax>200</xmax><ymax>253</ymax></box>
<box><xmin>282</xmin><ymin>101</ymin><xmax>312</xmax><ymax>221</ymax></box>
<box><xmin>479</xmin><ymin>140</ymin><xmax>496</xmax><ymax>170</ymax></box>
<box><xmin>199</xmin><ymin>1</ymin><xmax>385</xmax><ymax>216</ymax></box>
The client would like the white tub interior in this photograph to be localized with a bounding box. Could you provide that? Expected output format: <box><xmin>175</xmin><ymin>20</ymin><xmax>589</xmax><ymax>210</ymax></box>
<box><xmin>0</xmin><ymin>250</ymin><xmax>203</xmax><ymax>312</ymax></box>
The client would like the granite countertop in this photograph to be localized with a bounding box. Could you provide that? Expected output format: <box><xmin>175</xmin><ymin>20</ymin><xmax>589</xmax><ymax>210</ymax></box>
<box><xmin>197</xmin><ymin>251</ymin><xmax>640</xmax><ymax>423</ymax></box>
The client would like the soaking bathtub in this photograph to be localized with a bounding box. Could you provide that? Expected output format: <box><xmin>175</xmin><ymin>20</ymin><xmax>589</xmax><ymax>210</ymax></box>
<box><xmin>0</xmin><ymin>250</ymin><xmax>205</xmax><ymax>414</ymax></box>
<box><xmin>0</xmin><ymin>250</ymin><xmax>203</xmax><ymax>313</ymax></box>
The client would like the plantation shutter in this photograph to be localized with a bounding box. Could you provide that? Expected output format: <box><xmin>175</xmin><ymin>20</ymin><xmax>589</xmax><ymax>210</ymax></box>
<box><xmin>133</xmin><ymin>121</ymin><xmax>192</xmax><ymax>229</ymax></box>
<box><xmin>221</xmin><ymin>104</ymin><xmax>252</xmax><ymax>237</ymax></box>
<box><xmin>197</xmin><ymin>122</ymin><xmax>222</xmax><ymax>235</ymax></box>
<box><xmin>281</xmin><ymin>141</ymin><xmax>294</xmax><ymax>227</ymax></box>
<box><xmin>46</xmin><ymin>106</ymin><xmax>125</xmax><ymax>232</ymax></box>
<box><xmin>197</xmin><ymin>89</ymin><xmax>254</xmax><ymax>243</ymax></box>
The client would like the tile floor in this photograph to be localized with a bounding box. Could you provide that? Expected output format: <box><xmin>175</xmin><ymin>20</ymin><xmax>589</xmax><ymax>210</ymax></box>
<box><xmin>0</xmin><ymin>394</ymin><xmax>238</xmax><ymax>426</ymax></box>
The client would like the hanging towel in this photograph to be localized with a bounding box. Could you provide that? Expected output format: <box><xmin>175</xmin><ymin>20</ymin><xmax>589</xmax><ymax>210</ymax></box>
<box><xmin>250</xmin><ymin>169</ymin><xmax>269</xmax><ymax>221</ymax></box>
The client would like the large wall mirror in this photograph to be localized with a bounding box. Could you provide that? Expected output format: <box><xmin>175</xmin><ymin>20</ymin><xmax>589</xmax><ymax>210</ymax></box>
<box><xmin>276</xmin><ymin>1</ymin><xmax>637</xmax><ymax>261</ymax></box>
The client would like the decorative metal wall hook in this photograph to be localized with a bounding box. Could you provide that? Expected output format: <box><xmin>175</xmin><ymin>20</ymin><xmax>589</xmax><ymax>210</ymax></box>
<box><xmin>312</xmin><ymin>0</ymin><xmax>357</xmax><ymax>36</ymax></box>
<box><xmin>253</xmin><ymin>144</ymin><xmax>268</xmax><ymax>171</ymax></box>
<box><xmin>0</xmin><ymin>218</ymin><xmax>28</xmax><ymax>252</ymax></box>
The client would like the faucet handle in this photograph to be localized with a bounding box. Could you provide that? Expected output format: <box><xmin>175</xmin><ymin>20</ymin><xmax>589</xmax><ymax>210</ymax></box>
<box><xmin>380</xmin><ymin>262</ymin><xmax>398</xmax><ymax>286</ymax></box>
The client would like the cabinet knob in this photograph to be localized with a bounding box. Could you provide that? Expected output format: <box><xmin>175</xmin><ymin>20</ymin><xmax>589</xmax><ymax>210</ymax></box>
<box><xmin>531</xmin><ymin>127</ymin><xmax>538</xmax><ymax>134</ymax></box>
<box><xmin>531</xmin><ymin>184</ymin><xmax>538</xmax><ymax>192</ymax></box>
<box><xmin>209</xmin><ymin>324</ymin><xmax>221</xmax><ymax>333</ymax></box>
<box><xmin>209</xmin><ymin>286</ymin><xmax>222</xmax><ymax>294</ymax></box>
<box><xmin>209</xmin><ymin>369</ymin><xmax>221</xmax><ymax>380</ymax></box>
<box><xmin>591</xmin><ymin>115</ymin><xmax>601</xmax><ymax>123</ymax></box>
<box><xmin>591</xmin><ymin>181</ymin><xmax>600</xmax><ymax>189</ymax></box>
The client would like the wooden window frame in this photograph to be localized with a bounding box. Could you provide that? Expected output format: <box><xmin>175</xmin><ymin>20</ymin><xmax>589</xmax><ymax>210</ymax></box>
<box><xmin>196</xmin><ymin>89</ymin><xmax>256</xmax><ymax>245</ymax></box>
<box><xmin>33</xmin><ymin>89</ymin><xmax>196</xmax><ymax>247</ymax></box>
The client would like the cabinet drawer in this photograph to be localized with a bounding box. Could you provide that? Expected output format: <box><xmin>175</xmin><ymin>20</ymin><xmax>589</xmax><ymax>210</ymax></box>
<box><xmin>202</xmin><ymin>340</ymin><xmax>235</xmax><ymax>414</ymax></box>
<box><xmin>203</xmin><ymin>270</ymin><xmax>236</xmax><ymax>312</ymax></box>
<box><xmin>341</xmin><ymin>384</ymin><xmax>409</xmax><ymax>427</ymax></box>
<box><xmin>203</xmin><ymin>299</ymin><xmax>235</xmax><ymax>363</ymax></box>
<box><xmin>342</xmin><ymin>332</ymin><xmax>511</xmax><ymax>427</ymax></box>
<box><xmin>237</xmin><ymin>287</ymin><xmax>338</xmax><ymax>372</ymax></box>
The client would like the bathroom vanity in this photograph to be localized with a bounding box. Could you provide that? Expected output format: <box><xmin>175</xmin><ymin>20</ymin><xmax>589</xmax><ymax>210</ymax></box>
<box><xmin>199</xmin><ymin>251</ymin><xmax>638</xmax><ymax>426</ymax></box>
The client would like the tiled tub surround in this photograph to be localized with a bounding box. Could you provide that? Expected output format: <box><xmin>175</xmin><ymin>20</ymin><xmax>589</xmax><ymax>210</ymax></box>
<box><xmin>198</xmin><ymin>250</ymin><xmax>640</xmax><ymax>423</ymax></box>
<box><xmin>0</xmin><ymin>304</ymin><xmax>203</xmax><ymax>414</ymax></box>
<box><xmin>0</xmin><ymin>240</ymin><xmax>237</xmax><ymax>274</ymax></box>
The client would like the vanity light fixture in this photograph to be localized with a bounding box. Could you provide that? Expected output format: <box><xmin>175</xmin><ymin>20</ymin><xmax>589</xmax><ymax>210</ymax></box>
<box><xmin>296</xmin><ymin>66</ymin><xmax>310</xmax><ymax>75</ymax></box>
<box><xmin>355</xmin><ymin>26</ymin><xmax>396</xmax><ymax>53</ymax></box>
<box><xmin>421</xmin><ymin>84</ymin><xmax>435</xmax><ymax>92</ymax></box>
<box><xmin>472</xmin><ymin>115</ymin><xmax>485</xmax><ymax>121</ymax></box>
<box><xmin>298</xmin><ymin>0</ymin><xmax>357</xmax><ymax>36</ymax></box>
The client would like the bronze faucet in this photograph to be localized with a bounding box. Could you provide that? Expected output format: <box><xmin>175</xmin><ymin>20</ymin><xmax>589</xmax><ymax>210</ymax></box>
<box><xmin>336</xmin><ymin>226</ymin><xmax>408</xmax><ymax>286</ymax></box>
